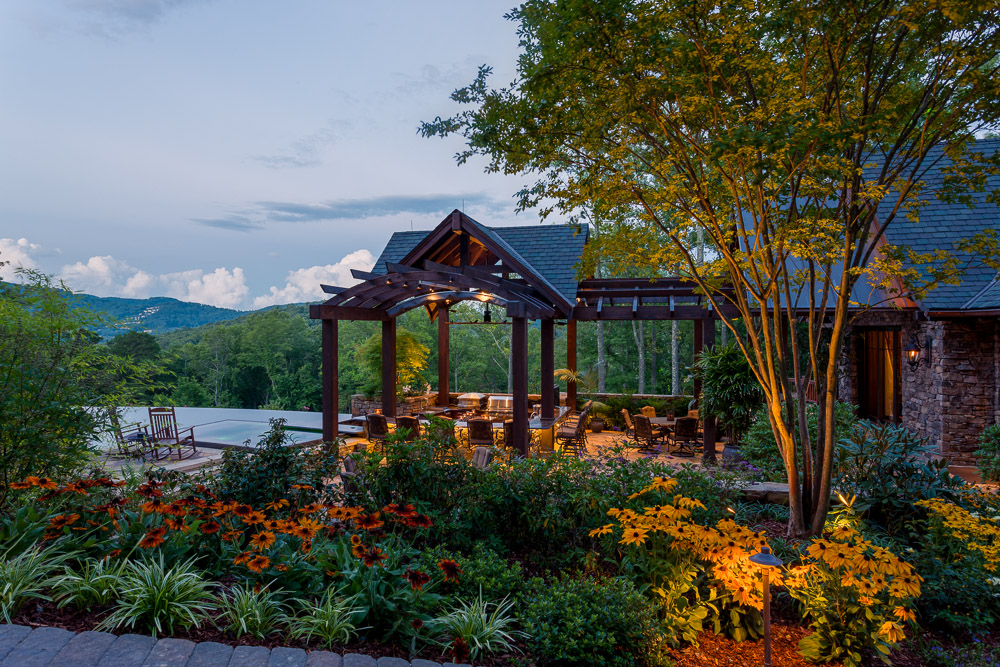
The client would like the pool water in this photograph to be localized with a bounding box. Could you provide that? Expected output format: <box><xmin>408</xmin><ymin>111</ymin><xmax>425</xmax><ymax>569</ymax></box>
<box><xmin>192</xmin><ymin>420</ymin><xmax>321</xmax><ymax>448</ymax></box>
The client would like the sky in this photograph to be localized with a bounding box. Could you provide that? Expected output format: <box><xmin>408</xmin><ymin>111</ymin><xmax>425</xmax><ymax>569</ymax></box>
<box><xmin>0</xmin><ymin>0</ymin><xmax>532</xmax><ymax>310</ymax></box>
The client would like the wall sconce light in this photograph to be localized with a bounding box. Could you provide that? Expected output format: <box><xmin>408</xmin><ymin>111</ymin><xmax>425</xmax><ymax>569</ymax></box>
<box><xmin>904</xmin><ymin>333</ymin><xmax>931</xmax><ymax>371</ymax></box>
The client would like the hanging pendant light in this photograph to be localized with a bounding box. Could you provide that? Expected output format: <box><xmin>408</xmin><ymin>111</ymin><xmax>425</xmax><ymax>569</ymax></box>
<box><xmin>483</xmin><ymin>302</ymin><xmax>492</xmax><ymax>323</ymax></box>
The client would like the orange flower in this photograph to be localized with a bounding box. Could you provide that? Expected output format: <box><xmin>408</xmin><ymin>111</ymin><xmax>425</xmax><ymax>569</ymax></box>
<box><xmin>212</xmin><ymin>500</ymin><xmax>238</xmax><ymax>516</ymax></box>
<box><xmin>265</xmin><ymin>499</ymin><xmax>290</xmax><ymax>511</ymax></box>
<box><xmin>233</xmin><ymin>551</ymin><xmax>253</xmax><ymax>565</ymax></box>
<box><xmin>104</xmin><ymin>549</ymin><xmax>121</xmax><ymax>560</ymax></box>
<box><xmin>140</xmin><ymin>499</ymin><xmax>166</xmax><ymax>514</ymax></box>
<box><xmin>250</xmin><ymin>531</ymin><xmax>276</xmax><ymax>550</ymax></box>
<box><xmin>138</xmin><ymin>526</ymin><xmax>167</xmax><ymax>549</ymax></box>
<box><xmin>350</xmin><ymin>534</ymin><xmax>362</xmax><ymax>546</ymax></box>
<box><xmin>299</xmin><ymin>503</ymin><xmax>324</xmax><ymax>514</ymax></box>
<box><xmin>263</xmin><ymin>519</ymin><xmax>284</xmax><ymax>532</ymax></box>
<box><xmin>200</xmin><ymin>520</ymin><xmax>221</xmax><ymax>535</ymax></box>
<box><xmin>355</xmin><ymin>513</ymin><xmax>384</xmax><ymax>531</ymax></box>
<box><xmin>403</xmin><ymin>568</ymin><xmax>431</xmax><ymax>591</ymax></box>
<box><xmin>246</xmin><ymin>555</ymin><xmax>271</xmax><ymax>573</ymax></box>
<box><xmin>291</xmin><ymin>484</ymin><xmax>313</xmax><ymax>490</ymax></box>
<box><xmin>384</xmin><ymin>503</ymin><xmax>418</xmax><ymax>518</ymax></box>
<box><xmin>438</xmin><ymin>559</ymin><xmax>462</xmax><ymax>582</ymax></box>
<box><xmin>233</xmin><ymin>504</ymin><xmax>253</xmax><ymax>518</ymax></box>
<box><xmin>164</xmin><ymin>517</ymin><xmax>188</xmax><ymax>532</ymax></box>
<box><xmin>362</xmin><ymin>546</ymin><xmax>387</xmax><ymax>568</ymax></box>
<box><xmin>222</xmin><ymin>530</ymin><xmax>242</xmax><ymax>542</ymax></box>
<box><xmin>406</xmin><ymin>514</ymin><xmax>433</xmax><ymax>529</ymax></box>
<box><xmin>8</xmin><ymin>481</ymin><xmax>32</xmax><ymax>490</ymax></box>
<box><xmin>241</xmin><ymin>510</ymin><xmax>266</xmax><ymax>525</ymax></box>
<box><xmin>163</xmin><ymin>501</ymin><xmax>187</xmax><ymax>516</ymax></box>
<box><xmin>276</xmin><ymin>564</ymin><xmax>289</xmax><ymax>572</ymax></box>
<box><xmin>37</xmin><ymin>477</ymin><xmax>58</xmax><ymax>490</ymax></box>
<box><xmin>49</xmin><ymin>513</ymin><xmax>81</xmax><ymax>529</ymax></box>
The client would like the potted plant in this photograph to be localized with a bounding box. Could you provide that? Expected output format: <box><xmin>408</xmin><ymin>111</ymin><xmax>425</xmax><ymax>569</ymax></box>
<box><xmin>694</xmin><ymin>342</ymin><xmax>765</xmax><ymax>460</ymax></box>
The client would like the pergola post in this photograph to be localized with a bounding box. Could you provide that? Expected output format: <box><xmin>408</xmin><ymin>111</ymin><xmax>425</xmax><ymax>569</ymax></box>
<box><xmin>511</xmin><ymin>314</ymin><xmax>529</xmax><ymax>456</ymax></box>
<box><xmin>321</xmin><ymin>319</ymin><xmax>338</xmax><ymax>448</ymax></box>
<box><xmin>566</xmin><ymin>320</ymin><xmax>577</xmax><ymax>409</ymax></box>
<box><xmin>437</xmin><ymin>306</ymin><xmax>450</xmax><ymax>407</ymax></box>
<box><xmin>701</xmin><ymin>318</ymin><xmax>718</xmax><ymax>464</ymax></box>
<box><xmin>540</xmin><ymin>318</ymin><xmax>554</xmax><ymax>420</ymax></box>
<box><xmin>381</xmin><ymin>318</ymin><xmax>397</xmax><ymax>417</ymax></box>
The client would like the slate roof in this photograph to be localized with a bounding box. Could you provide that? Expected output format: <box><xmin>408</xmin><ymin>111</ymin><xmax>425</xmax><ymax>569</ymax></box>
<box><xmin>370</xmin><ymin>222</ymin><xmax>589</xmax><ymax>304</ymax></box>
<box><xmin>868</xmin><ymin>138</ymin><xmax>1000</xmax><ymax>311</ymax></box>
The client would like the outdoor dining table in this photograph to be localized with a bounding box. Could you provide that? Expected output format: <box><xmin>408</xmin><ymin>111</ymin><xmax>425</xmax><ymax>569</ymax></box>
<box><xmin>649</xmin><ymin>417</ymin><xmax>675</xmax><ymax>429</ymax></box>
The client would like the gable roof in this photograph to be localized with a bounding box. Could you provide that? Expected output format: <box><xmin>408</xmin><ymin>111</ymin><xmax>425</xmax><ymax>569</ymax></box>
<box><xmin>370</xmin><ymin>215</ymin><xmax>588</xmax><ymax>305</ymax></box>
<box><xmin>868</xmin><ymin>138</ymin><xmax>1000</xmax><ymax>311</ymax></box>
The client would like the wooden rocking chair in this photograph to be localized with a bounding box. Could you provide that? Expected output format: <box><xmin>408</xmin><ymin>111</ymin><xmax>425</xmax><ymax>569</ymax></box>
<box><xmin>147</xmin><ymin>407</ymin><xmax>197</xmax><ymax>460</ymax></box>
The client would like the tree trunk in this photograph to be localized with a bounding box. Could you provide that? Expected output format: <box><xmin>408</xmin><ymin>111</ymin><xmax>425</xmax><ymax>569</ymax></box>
<box><xmin>649</xmin><ymin>322</ymin><xmax>657</xmax><ymax>393</ymax></box>
<box><xmin>597</xmin><ymin>320</ymin><xmax>607</xmax><ymax>393</ymax></box>
<box><xmin>632</xmin><ymin>320</ymin><xmax>645</xmax><ymax>393</ymax></box>
<box><xmin>671</xmin><ymin>320</ymin><xmax>680</xmax><ymax>395</ymax></box>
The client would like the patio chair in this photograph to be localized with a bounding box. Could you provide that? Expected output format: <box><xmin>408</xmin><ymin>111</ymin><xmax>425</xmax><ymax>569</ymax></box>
<box><xmin>687</xmin><ymin>409</ymin><xmax>699</xmax><ymax>420</ymax></box>
<box><xmin>621</xmin><ymin>409</ymin><xmax>636</xmax><ymax>437</ymax></box>
<box><xmin>467</xmin><ymin>418</ymin><xmax>495</xmax><ymax>449</ymax></box>
<box><xmin>147</xmin><ymin>407</ymin><xmax>197</xmax><ymax>460</ymax></box>
<box><xmin>633</xmin><ymin>414</ymin><xmax>667</xmax><ymax>451</ymax></box>
<box><xmin>365</xmin><ymin>413</ymin><xmax>390</xmax><ymax>453</ymax></box>
<box><xmin>669</xmin><ymin>416</ymin><xmax>701</xmax><ymax>457</ymax></box>
<box><xmin>108</xmin><ymin>412</ymin><xmax>161</xmax><ymax>460</ymax></box>
<box><xmin>471</xmin><ymin>446</ymin><xmax>493</xmax><ymax>470</ymax></box>
<box><xmin>395</xmin><ymin>415</ymin><xmax>421</xmax><ymax>442</ymax></box>
<box><xmin>556</xmin><ymin>402</ymin><xmax>590</xmax><ymax>456</ymax></box>
<box><xmin>341</xmin><ymin>454</ymin><xmax>362</xmax><ymax>498</ymax></box>
<box><xmin>641</xmin><ymin>405</ymin><xmax>657</xmax><ymax>419</ymax></box>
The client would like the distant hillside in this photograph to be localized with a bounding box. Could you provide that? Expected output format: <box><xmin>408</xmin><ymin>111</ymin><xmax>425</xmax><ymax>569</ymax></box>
<box><xmin>70</xmin><ymin>293</ymin><xmax>245</xmax><ymax>338</ymax></box>
<box><xmin>155</xmin><ymin>302</ymin><xmax>315</xmax><ymax>347</ymax></box>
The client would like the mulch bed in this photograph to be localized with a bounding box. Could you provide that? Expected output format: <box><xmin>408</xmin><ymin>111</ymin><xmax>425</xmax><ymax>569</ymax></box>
<box><xmin>667</xmin><ymin>621</ymin><xmax>818</xmax><ymax>667</ymax></box>
<box><xmin>11</xmin><ymin>600</ymin><xmax>525</xmax><ymax>666</ymax></box>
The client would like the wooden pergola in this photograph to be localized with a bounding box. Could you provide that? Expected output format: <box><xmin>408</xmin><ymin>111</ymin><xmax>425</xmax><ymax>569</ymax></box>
<box><xmin>309</xmin><ymin>210</ymin><xmax>730</xmax><ymax>457</ymax></box>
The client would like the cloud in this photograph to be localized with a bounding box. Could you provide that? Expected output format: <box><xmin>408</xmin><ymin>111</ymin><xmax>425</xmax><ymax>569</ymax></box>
<box><xmin>162</xmin><ymin>267</ymin><xmax>249</xmax><ymax>309</ymax></box>
<box><xmin>252</xmin><ymin>121</ymin><xmax>349</xmax><ymax>170</ymax></box>
<box><xmin>57</xmin><ymin>0</ymin><xmax>213</xmax><ymax>36</ymax></box>
<box><xmin>252</xmin><ymin>249</ymin><xmax>375</xmax><ymax>309</ymax></box>
<box><xmin>194</xmin><ymin>193</ymin><xmax>509</xmax><ymax>231</ymax></box>
<box><xmin>59</xmin><ymin>255</ymin><xmax>249</xmax><ymax>309</ymax></box>
<box><xmin>0</xmin><ymin>238</ymin><xmax>40</xmax><ymax>280</ymax></box>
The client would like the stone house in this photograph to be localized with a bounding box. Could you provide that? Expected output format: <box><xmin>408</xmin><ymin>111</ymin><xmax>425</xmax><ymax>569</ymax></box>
<box><xmin>839</xmin><ymin>139</ymin><xmax>1000</xmax><ymax>464</ymax></box>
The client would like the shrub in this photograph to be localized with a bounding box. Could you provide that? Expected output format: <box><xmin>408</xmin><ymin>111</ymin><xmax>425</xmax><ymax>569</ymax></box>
<box><xmin>837</xmin><ymin>422</ymin><xmax>966</xmax><ymax>536</ymax></box>
<box><xmin>742</xmin><ymin>400</ymin><xmax>856</xmax><ymax>482</ymax></box>
<box><xmin>99</xmin><ymin>557</ymin><xmax>215</xmax><ymax>636</ymax></box>
<box><xmin>420</xmin><ymin>544</ymin><xmax>529</xmax><ymax>603</ymax></box>
<box><xmin>520</xmin><ymin>575</ymin><xmax>664</xmax><ymax>667</ymax></box>
<box><xmin>216</xmin><ymin>584</ymin><xmax>289</xmax><ymax>639</ymax></box>
<box><xmin>694</xmin><ymin>342</ymin><xmax>765</xmax><ymax>445</ymax></box>
<box><xmin>430</xmin><ymin>593</ymin><xmax>524</xmax><ymax>661</ymax></box>
<box><xmin>975</xmin><ymin>424</ymin><xmax>1000</xmax><ymax>482</ymax></box>
<box><xmin>288</xmin><ymin>590</ymin><xmax>364</xmax><ymax>648</ymax></box>
<box><xmin>213</xmin><ymin>419</ymin><xmax>339</xmax><ymax>507</ymax></box>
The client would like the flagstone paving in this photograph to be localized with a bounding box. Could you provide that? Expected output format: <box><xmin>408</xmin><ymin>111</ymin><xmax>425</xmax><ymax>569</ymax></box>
<box><xmin>0</xmin><ymin>625</ymin><xmax>472</xmax><ymax>667</ymax></box>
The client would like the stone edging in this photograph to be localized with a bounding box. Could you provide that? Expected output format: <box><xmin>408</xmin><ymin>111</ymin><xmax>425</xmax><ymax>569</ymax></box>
<box><xmin>0</xmin><ymin>624</ymin><xmax>475</xmax><ymax>667</ymax></box>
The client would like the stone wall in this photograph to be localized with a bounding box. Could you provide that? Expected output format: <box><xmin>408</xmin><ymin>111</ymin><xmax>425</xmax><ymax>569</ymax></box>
<box><xmin>840</xmin><ymin>312</ymin><xmax>999</xmax><ymax>464</ymax></box>
<box><xmin>350</xmin><ymin>394</ymin><xmax>431</xmax><ymax>417</ymax></box>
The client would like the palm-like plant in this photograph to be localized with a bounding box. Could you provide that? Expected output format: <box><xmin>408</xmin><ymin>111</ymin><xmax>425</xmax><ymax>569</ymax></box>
<box><xmin>694</xmin><ymin>342</ymin><xmax>765</xmax><ymax>446</ymax></box>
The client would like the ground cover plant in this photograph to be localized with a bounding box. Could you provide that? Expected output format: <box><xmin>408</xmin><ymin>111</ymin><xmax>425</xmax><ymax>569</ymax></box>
<box><xmin>4</xmin><ymin>420</ymin><xmax>999</xmax><ymax>665</ymax></box>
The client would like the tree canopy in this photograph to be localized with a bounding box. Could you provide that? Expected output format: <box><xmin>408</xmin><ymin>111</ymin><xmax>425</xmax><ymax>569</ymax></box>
<box><xmin>422</xmin><ymin>0</ymin><xmax>1000</xmax><ymax>535</ymax></box>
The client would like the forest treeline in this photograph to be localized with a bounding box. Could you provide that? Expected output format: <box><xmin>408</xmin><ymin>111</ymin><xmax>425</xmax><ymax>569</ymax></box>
<box><xmin>107</xmin><ymin>302</ymin><xmax>698</xmax><ymax>412</ymax></box>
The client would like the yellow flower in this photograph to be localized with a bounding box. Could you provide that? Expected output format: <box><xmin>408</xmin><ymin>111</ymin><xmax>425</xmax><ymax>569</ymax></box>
<box><xmin>822</xmin><ymin>544</ymin><xmax>849</xmax><ymax>569</ymax></box>
<box><xmin>806</xmin><ymin>539</ymin><xmax>831</xmax><ymax>560</ymax></box>
<box><xmin>589</xmin><ymin>524</ymin><xmax>614</xmax><ymax>538</ymax></box>
<box><xmin>890</xmin><ymin>574</ymin><xmax>922</xmax><ymax>598</ymax></box>
<box><xmin>878</xmin><ymin>621</ymin><xmax>906</xmax><ymax>644</ymax></box>
<box><xmin>859</xmin><ymin>595</ymin><xmax>874</xmax><ymax>606</ymax></box>
<box><xmin>620</xmin><ymin>527</ymin><xmax>649</xmax><ymax>547</ymax></box>
<box><xmin>893</xmin><ymin>607</ymin><xmax>916</xmax><ymax>623</ymax></box>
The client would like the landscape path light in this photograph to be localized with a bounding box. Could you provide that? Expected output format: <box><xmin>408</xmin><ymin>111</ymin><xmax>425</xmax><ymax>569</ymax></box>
<box><xmin>748</xmin><ymin>545</ymin><xmax>784</xmax><ymax>667</ymax></box>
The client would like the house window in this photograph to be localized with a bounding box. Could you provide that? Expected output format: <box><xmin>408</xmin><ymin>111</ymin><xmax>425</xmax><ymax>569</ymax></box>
<box><xmin>857</xmin><ymin>329</ymin><xmax>901</xmax><ymax>423</ymax></box>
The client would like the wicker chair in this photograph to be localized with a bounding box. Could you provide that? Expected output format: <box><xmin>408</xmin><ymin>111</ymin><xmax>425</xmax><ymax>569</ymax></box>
<box><xmin>365</xmin><ymin>413</ymin><xmax>390</xmax><ymax>453</ymax></box>
<box><xmin>395</xmin><ymin>415</ymin><xmax>421</xmax><ymax>442</ymax></box>
<box><xmin>633</xmin><ymin>414</ymin><xmax>666</xmax><ymax>451</ymax></box>
<box><xmin>669</xmin><ymin>416</ymin><xmax>701</xmax><ymax>457</ymax></box>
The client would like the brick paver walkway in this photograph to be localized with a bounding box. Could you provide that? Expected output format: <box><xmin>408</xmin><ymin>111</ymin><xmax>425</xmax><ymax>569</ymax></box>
<box><xmin>0</xmin><ymin>625</ymin><xmax>474</xmax><ymax>667</ymax></box>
